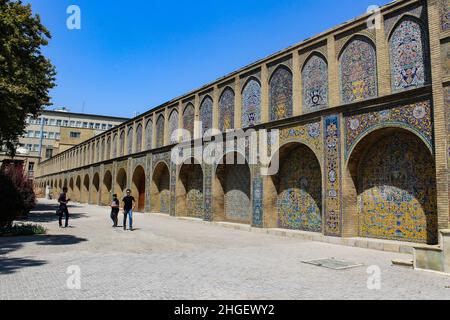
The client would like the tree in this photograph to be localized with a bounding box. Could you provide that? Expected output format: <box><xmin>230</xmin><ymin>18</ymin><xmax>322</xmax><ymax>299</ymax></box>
<box><xmin>0</xmin><ymin>0</ymin><xmax>56</xmax><ymax>156</ymax></box>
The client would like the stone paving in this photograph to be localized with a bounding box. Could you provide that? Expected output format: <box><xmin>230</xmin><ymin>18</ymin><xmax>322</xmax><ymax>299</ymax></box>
<box><xmin>1</xmin><ymin>199</ymin><xmax>450</xmax><ymax>300</ymax></box>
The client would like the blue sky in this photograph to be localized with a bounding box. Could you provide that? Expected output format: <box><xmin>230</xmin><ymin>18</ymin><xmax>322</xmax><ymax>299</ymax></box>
<box><xmin>25</xmin><ymin>0</ymin><xmax>391</xmax><ymax>119</ymax></box>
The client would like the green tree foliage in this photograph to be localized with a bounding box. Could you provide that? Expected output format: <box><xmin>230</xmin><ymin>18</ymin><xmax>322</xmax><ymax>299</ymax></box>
<box><xmin>0</xmin><ymin>0</ymin><xmax>56</xmax><ymax>155</ymax></box>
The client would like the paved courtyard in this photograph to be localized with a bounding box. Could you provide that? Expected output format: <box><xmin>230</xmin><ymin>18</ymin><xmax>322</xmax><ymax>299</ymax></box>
<box><xmin>0</xmin><ymin>199</ymin><xmax>449</xmax><ymax>300</ymax></box>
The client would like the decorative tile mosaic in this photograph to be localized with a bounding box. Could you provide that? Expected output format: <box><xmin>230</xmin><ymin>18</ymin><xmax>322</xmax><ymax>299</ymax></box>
<box><xmin>127</xmin><ymin>127</ymin><xmax>133</xmax><ymax>155</ymax></box>
<box><xmin>440</xmin><ymin>0</ymin><xmax>450</xmax><ymax>31</ymax></box>
<box><xmin>203</xmin><ymin>161</ymin><xmax>213</xmax><ymax>222</ymax></box>
<box><xmin>279</xmin><ymin>121</ymin><xmax>323</xmax><ymax>156</ymax></box>
<box><xmin>339</xmin><ymin>36</ymin><xmax>377</xmax><ymax>104</ymax></box>
<box><xmin>219</xmin><ymin>87</ymin><xmax>235</xmax><ymax>132</ymax></box>
<box><xmin>119</xmin><ymin>131</ymin><xmax>125</xmax><ymax>156</ymax></box>
<box><xmin>358</xmin><ymin>131</ymin><xmax>438</xmax><ymax>244</ymax></box>
<box><xmin>170</xmin><ymin>158</ymin><xmax>177</xmax><ymax>216</ymax></box>
<box><xmin>185</xmin><ymin>164</ymin><xmax>204</xmax><ymax>218</ymax></box>
<box><xmin>445</xmin><ymin>87</ymin><xmax>450</xmax><ymax>201</ymax></box>
<box><xmin>302</xmin><ymin>54</ymin><xmax>329</xmax><ymax>112</ymax></box>
<box><xmin>106</xmin><ymin>137</ymin><xmax>111</xmax><ymax>160</ymax></box>
<box><xmin>183</xmin><ymin>104</ymin><xmax>195</xmax><ymax>140</ymax></box>
<box><xmin>136</xmin><ymin>124</ymin><xmax>142</xmax><ymax>152</ymax></box>
<box><xmin>146</xmin><ymin>119</ymin><xmax>153</xmax><ymax>150</ymax></box>
<box><xmin>169</xmin><ymin>109</ymin><xmax>179</xmax><ymax>144</ymax></box>
<box><xmin>345</xmin><ymin>100</ymin><xmax>433</xmax><ymax>159</ymax></box>
<box><xmin>270</xmin><ymin>66</ymin><xmax>293</xmax><ymax>121</ymax></box>
<box><xmin>200</xmin><ymin>96</ymin><xmax>213</xmax><ymax>135</ymax></box>
<box><xmin>384</xmin><ymin>4</ymin><xmax>424</xmax><ymax>37</ymax></box>
<box><xmin>442</xmin><ymin>39</ymin><xmax>450</xmax><ymax>77</ymax></box>
<box><xmin>242</xmin><ymin>79</ymin><xmax>261</xmax><ymax>128</ymax></box>
<box><xmin>225</xmin><ymin>163</ymin><xmax>251</xmax><ymax>223</ymax></box>
<box><xmin>390</xmin><ymin>18</ymin><xmax>428</xmax><ymax>92</ymax></box>
<box><xmin>324</xmin><ymin>115</ymin><xmax>342</xmax><ymax>236</ymax></box>
<box><xmin>277</xmin><ymin>144</ymin><xmax>322</xmax><ymax>232</ymax></box>
<box><xmin>156</xmin><ymin>115</ymin><xmax>165</xmax><ymax>148</ymax></box>
<box><xmin>252</xmin><ymin>162</ymin><xmax>264</xmax><ymax>228</ymax></box>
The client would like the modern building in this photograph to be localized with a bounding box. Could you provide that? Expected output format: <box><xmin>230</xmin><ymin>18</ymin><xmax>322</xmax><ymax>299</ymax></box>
<box><xmin>36</xmin><ymin>0</ymin><xmax>450</xmax><ymax>270</ymax></box>
<box><xmin>0</xmin><ymin>109</ymin><xmax>128</xmax><ymax>180</ymax></box>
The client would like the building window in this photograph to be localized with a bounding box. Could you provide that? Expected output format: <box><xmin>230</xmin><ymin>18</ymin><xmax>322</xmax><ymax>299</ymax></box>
<box><xmin>108</xmin><ymin>124</ymin><xmax>113</xmax><ymax>129</ymax></box>
<box><xmin>27</xmin><ymin>131</ymin><xmax>34</xmax><ymax>138</ymax></box>
<box><xmin>33</xmin><ymin>145</ymin><xmax>39</xmax><ymax>152</ymax></box>
<box><xmin>63</xmin><ymin>120</ymin><xmax>69</xmax><ymax>127</ymax></box>
<box><xmin>83</xmin><ymin>122</ymin><xmax>88</xmax><ymax>128</ymax></box>
<box><xmin>56</xmin><ymin>120</ymin><xmax>62</xmax><ymax>126</ymax></box>
<box><xmin>28</xmin><ymin>162</ymin><xmax>35</xmax><ymax>172</ymax></box>
<box><xmin>102</xmin><ymin>124</ymin><xmax>107</xmax><ymax>130</ymax></box>
<box><xmin>70</xmin><ymin>132</ymin><xmax>81</xmax><ymax>139</ymax></box>
<box><xmin>42</xmin><ymin>132</ymin><xmax>48</xmax><ymax>139</ymax></box>
<box><xmin>49</xmin><ymin>119</ymin><xmax>56</xmax><ymax>126</ymax></box>
<box><xmin>95</xmin><ymin>123</ymin><xmax>101</xmax><ymax>129</ymax></box>
<box><xmin>45</xmin><ymin>149</ymin><xmax>53</xmax><ymax>159</ymax></box>
<box><xmin>55</xmin><ymin>133</ymin><xmax>60</xmax><ymax>140</ymax></box>
<box><xmin>49</xmin><ymin>132</ymin><xmax>55</xmax><ymax>139</ymax></box>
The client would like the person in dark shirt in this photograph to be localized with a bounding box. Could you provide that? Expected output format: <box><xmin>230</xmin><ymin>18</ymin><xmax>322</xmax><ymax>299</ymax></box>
<box><xmin>58</xmin><ymin>187</ymin><xmax>71</xmax><ymax>228</ymax></box>
<box><xmin>122</xmin><ymin>189</ymin><xmax>136</xmax><ymax>231</ymax></box>
<box><xmin>110</xmin><ymin>194</ymin><xmax>120</xmax><ymax>227</ymax></box>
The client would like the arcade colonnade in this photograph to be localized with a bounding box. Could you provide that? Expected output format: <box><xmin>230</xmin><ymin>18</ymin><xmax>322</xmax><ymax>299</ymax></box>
<box><xmin>36</xmin><ymin>0</ymin><xmax>450</xmax><ymax>246</ymax></box>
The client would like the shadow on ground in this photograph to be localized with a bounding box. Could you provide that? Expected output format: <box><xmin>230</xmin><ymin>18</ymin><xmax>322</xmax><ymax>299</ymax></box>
<box><xmin>17</xmin><ymin>203</ymin><xmax>88</xmax><ymax>224</ymax></box>
<box><xmin>0</xmin><ymin>234</ymin><xmax>88</xmax><ymax>275</ymax></box>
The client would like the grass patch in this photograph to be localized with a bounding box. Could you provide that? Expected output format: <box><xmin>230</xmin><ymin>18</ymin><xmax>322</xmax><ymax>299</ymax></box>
<box><xmin>0</xmin><ymin>223</ymin><xmax>47</xmax><ymax>237</ymax></box>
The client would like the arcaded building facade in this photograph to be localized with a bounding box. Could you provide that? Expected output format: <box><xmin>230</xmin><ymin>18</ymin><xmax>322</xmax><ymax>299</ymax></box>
<box><xmin>36</xmin><ymin>0</ymin><xmax>450</xmax><ymax>246</ymax></box>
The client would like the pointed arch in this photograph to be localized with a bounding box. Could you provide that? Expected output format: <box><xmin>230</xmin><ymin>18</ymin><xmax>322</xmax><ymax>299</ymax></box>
<box><xmin>200</xmin><ymin>95</ymin><xmax>213</xmax><ymax>135</ymax></box>
<box><xmin>183</xmin><ymin>103</ymin><xmax>195</xmax><ymax>140</ymax></box>
<box><xmin>339</xmin><ymin>35</ymin><xmax>377</xmax><ymax>104</ymax></box>
<box><xmin>302</xmin><ymin>52</ymin><xmax>329</xmax><ymax>112</ymax></box>
<box><xmin>156</xmin><ymin>115</ymin><xmax>165</xmax><ymax>148</ymax></box>
<box><xmin>145</xmin><ymin>118</ymin><xmax>153</xmax><ymax>150</ymax></box>
<box><xmin>119</xmin><ymin>130</ymin><xmax>125</xmax><ymax>156</ymax></box>
<box><xmin>241</xmin><ymin>77</ymin><xmax>261</xmax><ymax>128</ymax></box>
<box><xmin>219</xmin><ymin>87</ymin><xmax>235</xmax><ymax>132</ymax></box>
<box><xmin>389</xmin><ymin>15</ymin><xmax>429</xmax><ymax>92</ymax></box>
<box><xmin>135</xmin><ymin>124</ymin><xmax>143</xmax><ymax>152</ymax></box>
<box><xmin>169</xmin><ymin>109</ymin><xmax>179</xmax><ymax>144</ymax></box>
<box><xmin>345</xmin><ymin>127</ymin><xmax>438</xmax><ymax>244</ymax></box>
<box><xmin>127</xmin><ymin>126</ymin><xmax>134</xmax><ymax>155</ymax></box>
<box><xmin>269</xmin><ymin>65</ymin><xmax>293</xmax><ymax>121</ymax></box>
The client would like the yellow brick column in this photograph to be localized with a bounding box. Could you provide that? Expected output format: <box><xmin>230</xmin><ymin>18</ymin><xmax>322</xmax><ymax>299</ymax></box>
<box><xmin>261</xmin><ymin>64</ymin><xmax>269</xmax><ymax>123</ymax></box>
<box><xmin>292</xmin><ymin>51</ymin><xmax>302</xmax><ymax>116</ymax></box>
<box><xmin>375</xmin><ymin>15</ymin><xmax>391</xmax><ymax>96</ymax></box>
<box><xmin>235</xmin><ymin>76</ymin><xmax>242</xmax><ymax>129</ymax></box>
<box><xmin>428</xmin><ymin>0</ymin><xmax>450</xmax><ymax>229</ymax></box>
<box><xmin>327</xmin><ymin>35</ymin><xmax>339</xmax><ymax>107</ymax></box>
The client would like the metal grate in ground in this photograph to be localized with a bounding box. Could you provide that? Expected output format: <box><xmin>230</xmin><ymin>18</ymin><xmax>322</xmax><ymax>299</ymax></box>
<box><xmin>302</xmin><ymin>258</ymin><xmax>364</xmax><ymax>270</ymax></box>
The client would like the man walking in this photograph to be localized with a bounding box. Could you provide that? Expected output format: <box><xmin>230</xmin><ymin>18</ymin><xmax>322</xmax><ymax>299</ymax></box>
<box><xmin>110</xmin><ymin>194</ymin><xmax>120</xmax><ymax>227</ymax></box>
<box><xmin>122</xmin><ymin>189</ymin><xmax>136</xmax><ymax>231</ymax></box>
<box><xmin>58</xmin><ymin>187</ymin><xmax>71</xmax><ymax>228</ymax></box>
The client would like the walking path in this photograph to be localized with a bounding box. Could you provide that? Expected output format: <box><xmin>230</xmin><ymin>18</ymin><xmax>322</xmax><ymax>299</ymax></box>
<box><xmin>0</xmin><ymin>199</ymin><xmax>449</xmax><ymax>300</ymax></box>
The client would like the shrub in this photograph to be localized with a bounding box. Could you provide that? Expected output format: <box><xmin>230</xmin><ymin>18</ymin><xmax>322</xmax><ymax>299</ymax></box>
<box><xmin>0</xmin><ymin>223</ymin><xmax>47</xmax><ymax>237</ymax></box>
<box><xmin>0</xmin><ymin>165</ymin><xmax>36</xmax><ymax>227</ymax></box>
